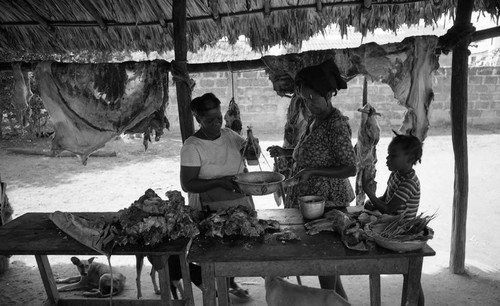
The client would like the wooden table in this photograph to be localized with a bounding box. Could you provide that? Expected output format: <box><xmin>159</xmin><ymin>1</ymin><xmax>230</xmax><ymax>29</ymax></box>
<box><xmin>188</xmin><ymin>208</ymin><xmax>435</xmax><ymax>306</ymax></box>
<box><xmin>0</xmin><ymin>212</ymin><xmax>194</xmax><ymax>306</ymax></box>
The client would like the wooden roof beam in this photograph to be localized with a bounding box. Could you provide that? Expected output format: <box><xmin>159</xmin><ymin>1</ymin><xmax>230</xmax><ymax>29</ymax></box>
<box><xmin>80</xmin><ymin>0</ymin><xmax>108</xmax><ymax>32</ymax></box>
<box><xmin>2</xmin><ymin>23</ymin><xmax>499</xmax><ymax>74</ymax></box>
<box><xmin>471</xmin><ymin>26</ymin><xmax>500</xmax><ymax>42</ymax></box>
<box><xmin>437</xmin><ymin>25</ymin><xmax>500</xmax><ymax>54</ymax></box>
<box><xmin>0</xmin><ymin>58</ymin><xmax>269</xmax><ymax>73</ymax></box>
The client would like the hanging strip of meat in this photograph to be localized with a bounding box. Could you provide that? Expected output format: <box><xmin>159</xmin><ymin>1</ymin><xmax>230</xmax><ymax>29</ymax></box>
<box><xmin>35</xmin><ymin>60</ymin><xmax>169</xmax><ymax>165</ymax></box>
<box><xmin>224</xmin><ymin>97</ymin><xmax>242</xmax><ymax>134</ymax></box>
<box><xmin>355</xmin><ymin>103</ymin><xmax>381</xmax><ymax>207</ymax></box>
<box><xmin>11</xmin><ymin>63</ymin><xmax>33</xmax><ymax>126</ymax></box>
<box><xmin>276</xmin><ymin>94</ymin><xmax>311</xmax><ymax>207</ymax></box>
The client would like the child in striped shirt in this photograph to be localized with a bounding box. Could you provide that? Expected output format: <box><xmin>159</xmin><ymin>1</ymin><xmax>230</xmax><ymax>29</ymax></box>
<box><xmin>362</xmin><ymin>133</ymin><xmax>423</xmax><ymax>218</ymax></box>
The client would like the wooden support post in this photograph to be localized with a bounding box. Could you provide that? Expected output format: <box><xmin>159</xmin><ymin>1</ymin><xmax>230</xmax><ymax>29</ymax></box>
<box><xmin>173</xmin><ymin>0</ymin><xmax>194</xmax><ymax>142</ymax></box>
<box><xmin>449</xmin><ymin>0</ymin><xmax>473</xmax><ymax>274</ymax></box>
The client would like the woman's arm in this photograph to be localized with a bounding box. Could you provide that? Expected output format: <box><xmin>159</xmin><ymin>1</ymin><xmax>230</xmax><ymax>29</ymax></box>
<box><xmin>293</xmin><ymin>165</ymin><xmax>356</xmax><ymax>183</ymax></box>
<box><xmin>180</xmin><ymin>166</ymin><xmax>236</xmax><ymax>193</ymax></box>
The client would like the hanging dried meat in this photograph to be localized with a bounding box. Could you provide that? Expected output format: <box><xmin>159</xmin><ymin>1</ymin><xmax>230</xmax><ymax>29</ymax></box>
<box><xmin>125</xmin><ymin>104</ymin><xmax>170</xmax><ymax>151</ymax></box>
<box><xmin>276</xmin><ymin>94</ymin><xmax>311</xmax><ymax>207</ymax></box>
<box><xmin>355</xmin><ymin>103</ymin><xmax>381</xmax><ymax>207</ymax></box>
<box><xmin>35</xmin><ymin>60</ymin><xmax>169</xmax><ymax>164</ymax></box>
<box><xmin>224</xmin><ymin>97</ymin><xmax>242</xmax><ymax>134</ymax></box>
<box><xmin>263</xmin><ymin>36</ymin><xmax>440</xmax><ymax>141</ymax></box>
<box><xmin>11</xmin><ymin>63</ymin><xmax>33</xmax><ymax>126</ymax></box>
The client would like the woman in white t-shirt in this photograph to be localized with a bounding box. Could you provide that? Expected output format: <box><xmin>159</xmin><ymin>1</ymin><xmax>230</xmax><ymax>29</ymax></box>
<box><xmin>180</xmin><ymin>92</ymin><xmax>255</xmax><ymax>299</ymax></box>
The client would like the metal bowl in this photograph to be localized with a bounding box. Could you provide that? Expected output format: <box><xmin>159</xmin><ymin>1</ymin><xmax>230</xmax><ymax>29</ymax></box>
<box><xmin>234</xmin><ymin>171</ymin><xmax>285</xmax><ymax>196</ymax></box>
<box><xmin>298</xmin><ymin>195</ymin><xmax>325</xmax><ymax>220</ymax></box>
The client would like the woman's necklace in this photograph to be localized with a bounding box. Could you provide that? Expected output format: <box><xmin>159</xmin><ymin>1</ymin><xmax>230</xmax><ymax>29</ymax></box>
<box><xmin>199</xmin><ymin>128</ymin><xmax>220</xmax><ymax>141</ymax></box>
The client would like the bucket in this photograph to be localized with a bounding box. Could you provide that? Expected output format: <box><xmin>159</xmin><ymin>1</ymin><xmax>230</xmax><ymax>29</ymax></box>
<box><xmin>298</xmin><ymin>195</ymin><xmax>325</xmax><ymax>220</ymax></box>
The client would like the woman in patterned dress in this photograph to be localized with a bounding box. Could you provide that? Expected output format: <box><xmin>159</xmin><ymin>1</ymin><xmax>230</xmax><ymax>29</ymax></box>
<box><xmin>267</xmin><ymin>59</ymin><xmax>356</xmax><ymax>299</ymax></box>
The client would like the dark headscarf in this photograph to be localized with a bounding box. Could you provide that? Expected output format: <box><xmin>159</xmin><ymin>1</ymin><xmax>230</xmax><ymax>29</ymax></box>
<box><xmin>295</xmin><ymin>58</ymin><xmax>347</xmax><ymax>97</ymax></box>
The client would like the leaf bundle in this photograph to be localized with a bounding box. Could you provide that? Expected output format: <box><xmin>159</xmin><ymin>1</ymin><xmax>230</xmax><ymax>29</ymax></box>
<box><xmin>379</xmin><ymin>211</ymin><xmax>436</xmax><ymax>241</ymax></box>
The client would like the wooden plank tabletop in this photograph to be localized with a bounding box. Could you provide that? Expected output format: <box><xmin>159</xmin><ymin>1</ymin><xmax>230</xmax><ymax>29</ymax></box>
<box><xmin>255</xmin><ymin>208</ymin><xmax>303</xmax><ymax>225</ymax></box>
<box><xmin>189</xmin><ymin>224</ymin><xmax>435</xmax><ymax>264</ymax></box>
<box><xmin>0</xmin><ymin>212</ymin><xmax>190</xmax><ymax>256</ymax></box>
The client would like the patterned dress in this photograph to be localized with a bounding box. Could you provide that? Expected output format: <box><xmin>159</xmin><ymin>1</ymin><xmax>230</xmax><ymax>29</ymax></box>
<box><xmin>286</xmin><ymin>108</ymin><xmax>356</xmax><ymax>208</ymax></box>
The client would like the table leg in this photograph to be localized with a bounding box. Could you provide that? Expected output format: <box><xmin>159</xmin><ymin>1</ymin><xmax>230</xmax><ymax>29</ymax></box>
<box><xmin>35</xmin><ymin>255</ymin><xmax>59</xmax><ymax>306</ymax></box>
<box><xmin>402</xmin><ymin>256</ymin><xmax>424</xmax><ymax>306</ymax></box>
<box><xmin>158</xmin><ymin>255</ymin><xmax>173</xmax><ymax>306</ymax></box>
<box><xmin>369</xmin><ymin>274</ymin><xmax>381</xmax><ymax>306</ymax></box>
<box><xmin>216</xmin><ymin>277</ymin><xmax>230</xmax><ymax>306</ymax></box>
<box><xmin>201</xmin><ymin>263</ymin><xmax>216</xmax><ymax>306</ymax></box>
<box><xmin>179</xmin><ymin>254</ymin><xmax>195</xmax><ymax>306</ymax></box>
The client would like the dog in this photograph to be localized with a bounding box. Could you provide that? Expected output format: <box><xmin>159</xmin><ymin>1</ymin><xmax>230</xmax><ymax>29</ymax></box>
<box><xmin>135</xmin><ymin>254</ymin><xmax>202</xmax><ymax>300</ymax></box>
<box><xmin>56</xmin><ymin>256</ymin><xmax>126</xmax><ymax>298</ymax></box>
<box><xmin>265</xmin><ymin>276</ymin><xmax>351</xmax><ymax>306</ymax></box>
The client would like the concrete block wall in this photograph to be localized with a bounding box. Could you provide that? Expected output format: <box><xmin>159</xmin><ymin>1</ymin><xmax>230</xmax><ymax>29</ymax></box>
<box><xmin>165</xmin><ymin>66</ymin><xmax>500</xmax><ymax>136</ymax></box>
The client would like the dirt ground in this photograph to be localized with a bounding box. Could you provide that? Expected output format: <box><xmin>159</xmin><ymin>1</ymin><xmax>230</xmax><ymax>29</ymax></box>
<box><xmin>1</xmin><ymin>128</ymin><xmax>499</xmax><ymax>305</ymax></box>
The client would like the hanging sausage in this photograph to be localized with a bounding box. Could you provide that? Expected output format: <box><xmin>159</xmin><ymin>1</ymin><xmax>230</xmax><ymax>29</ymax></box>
<box><xmin>224</xmin><ymin>70</ymin><xmax>242</xmax><ymax>135</ymax></box>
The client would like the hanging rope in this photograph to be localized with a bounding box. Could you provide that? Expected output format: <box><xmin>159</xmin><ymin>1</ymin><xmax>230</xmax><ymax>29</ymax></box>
<box><xmin>171</xmin><ymin>60</ymin><xmax>196</xmax><ymax>94</ymax></box>
<box><xmin>227</xmin><ymin>61</ymin><xmax>235</xmax><ymax>98</ymax></box>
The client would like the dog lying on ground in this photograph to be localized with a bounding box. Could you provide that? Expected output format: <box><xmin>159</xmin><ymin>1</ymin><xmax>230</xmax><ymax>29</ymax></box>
<box><xmin>135</xmin><ymin>254</ymin><xmax>202</xmax><ymax>299</ymax></box>
<box><xmin>56</xmin><ymin>256</ymin><xmax>126</xmax><ymax>297</ymax></box>
<box><xmin>265</xmin><ymin>276</ymin><xmax>351</xmax><ymax>306</ymax></box>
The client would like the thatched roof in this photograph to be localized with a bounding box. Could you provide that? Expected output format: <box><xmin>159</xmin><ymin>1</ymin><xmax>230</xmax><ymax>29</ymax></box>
<box><xmin>1</xmin><ymin>0</ymin><xmax>498</xmax><ymax>62</ymax></box>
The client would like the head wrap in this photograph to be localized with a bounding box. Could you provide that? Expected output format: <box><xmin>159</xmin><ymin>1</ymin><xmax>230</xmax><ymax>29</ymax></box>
<box><xmin>295</xmin><ymin>58</ymin><xmax>347</xmax><ymax>97</ymax></box>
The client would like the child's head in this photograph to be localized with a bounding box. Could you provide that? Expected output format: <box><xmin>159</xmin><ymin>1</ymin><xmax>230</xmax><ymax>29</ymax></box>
<box><xmin>386</xmin><ymin>134</ymin><xmax>423</xmax><ymax>172</ymax></box>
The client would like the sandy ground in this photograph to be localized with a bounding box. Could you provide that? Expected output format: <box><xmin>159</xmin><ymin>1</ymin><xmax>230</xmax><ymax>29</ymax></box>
<box><xmin>0</xmin><ymin>129</ymin><xmax>500</xmax><ymax>305</ymax></box>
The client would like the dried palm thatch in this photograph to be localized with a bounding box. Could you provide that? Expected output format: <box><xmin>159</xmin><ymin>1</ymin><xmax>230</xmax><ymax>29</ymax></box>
<box><xmin>0</xmin><ymin>0</ymin><xmax>498</xmax><ymax>62</ymax></box>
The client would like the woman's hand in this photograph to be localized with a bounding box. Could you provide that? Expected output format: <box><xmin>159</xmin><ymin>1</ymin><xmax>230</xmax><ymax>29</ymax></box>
<box><xmin>291</xmin><ymin>168</ymin><xmax>312</xmax><ymax>184</ymax></box>
<box><xmin>217</xmin><ymin>176</ymin><xmax>239</xmax><ymax>192</ymax></box>
<box><xmin>266</xmin><ymin>145</ymin><xmax>284</xmax><ymax>157</ymax></box>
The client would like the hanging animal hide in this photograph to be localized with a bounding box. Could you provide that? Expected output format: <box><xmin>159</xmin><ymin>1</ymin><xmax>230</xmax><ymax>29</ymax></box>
<box><xmin>263</xmin><ymin>35</ymin><xmax>440</xmax><ymax>141</ymax></box>
<box><xmin>36</xmin><ymin>60</ymin><xmax>169</xmax><ymax>165</ymax></box>
<box><xmin>11</xmin><ymin>63</ymin><xmax>33</xmax><ymax>126</ymax></box>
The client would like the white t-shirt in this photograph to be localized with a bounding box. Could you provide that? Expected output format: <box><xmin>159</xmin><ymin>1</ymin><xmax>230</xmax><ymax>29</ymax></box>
<box><xmin>180</xmin><ymin>128</ymin><xmax>248</xmax><ymax>210</ymax></box>
<box><xmin>180</xmin><ymin>128</ymin><xmax>246</xmax><ymax>177</ymax></box>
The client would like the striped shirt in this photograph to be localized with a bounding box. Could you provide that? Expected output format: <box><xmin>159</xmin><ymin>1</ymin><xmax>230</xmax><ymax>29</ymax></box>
<box><xmin>383</xmin><ymin>170</ymin><xmax>420</xmax><ymax>219</ymax></box>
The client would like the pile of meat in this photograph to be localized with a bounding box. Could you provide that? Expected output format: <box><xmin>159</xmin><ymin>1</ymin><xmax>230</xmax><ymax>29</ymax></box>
<box><xmin>116</xmin><ymin>189</ymin><xmax>201</xmax><ymax>246</ymax></box>
<box><xmin>199</xmin><ymin>205</ymin><xmax>280</xmax><ymax>238</ymax></box>
<box><xmin>304</xmin><ymin>209</ymin><xmax>377</xmax><ymax>251</ymax></box>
